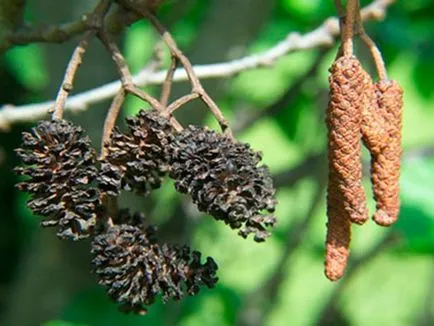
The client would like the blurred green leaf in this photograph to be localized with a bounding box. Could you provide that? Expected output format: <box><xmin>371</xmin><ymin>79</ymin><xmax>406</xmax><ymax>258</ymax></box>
<box><xmin>399</xmin><ymin>158</ymin><xmax>434</xmax><ymax>213</ymax></box>
<box><xmin>4</xmin><ymin>44</ymin><xmax>48</xmax><ymax>91</ymax></box>
<box><xmin>62</xmin><ymin>286</ymin><xmax>164</xmax><ymax>326</ymax></box>
<box><xmin>43</xmin><ymin>321</ymin><xmax>86</xmax><ymax>326</ymax></box>
<box><xmin>341</xmin><ymin>254</ymin><xmax>431</xmax><ymax>326</ymax></box>
<box><xmin>178</xmin><ymin>285</ymin><xmax>240</xmax><ymax>326</ymax></box>
<box><xmin>239</xmin><ymin>118</ymin><xmax>299</xmax><ymax>173</ymax></box>
<box><xmin>413</xmin><ymin>58</ymin><xmax>434</xmax><ymax>99</ymax></box>
<box><xmin>281</xmin><ymin>0</ymin><xmax>321</xmax><ymax>17</ymax></box>
<box><xmin>392</xmin><ymin>158</ymin><xmax>434</xmax><ymax>254</ymax></box>
<box><xmin>124</xmin><ymin>21</ymin><xmax>156</xmax><ymax>74</ymax></box>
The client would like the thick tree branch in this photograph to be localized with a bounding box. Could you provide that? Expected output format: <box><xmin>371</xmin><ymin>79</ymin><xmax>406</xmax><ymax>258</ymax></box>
<box><xmin>0</xmin><ymin>0</ymin><xmax>394</xmax><ymax>130</ymax></box>
<box><xmin>2</xmin><ymin>5</ymin><xmax>141</xmax><ymax>52</ymax></box>
<box><xmin>0</xmin><ymin>0</ymin><xmax>26</xmax><ymax>52</ymax></box>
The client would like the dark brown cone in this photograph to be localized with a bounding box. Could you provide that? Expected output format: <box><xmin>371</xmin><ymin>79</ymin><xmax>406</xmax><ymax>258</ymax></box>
<box><xmin>325</xmin><ymin>173</ymin><xmax>351</xmax><ymax>281</ymax></box>
<box><xmin>98</xmin><ymin>109</ymin><xmax>173</xmax><ymax>196</ymax></box>
<box><xmin>14</xmin><ymin>119</ymin><xmax>100</xmax><ymax>240</ymax></box>
<box><xmin>168</xmin><ymin>126</ymin><xmax>277</xmax><ymax>242</ymax></box>
<box><xmin>371</xmin><ymin>80</ymin><xmax>403</xmax><ymax>226</ymax></box>
<box><xmin>326</xmin><ymin>56</ymin><xmax>369</xmax><ymax>225</ymax></box>
<box><xmin>91</xmin><ymin>224</ymin><xmax>218</xmax><ymax>314</ymax></box>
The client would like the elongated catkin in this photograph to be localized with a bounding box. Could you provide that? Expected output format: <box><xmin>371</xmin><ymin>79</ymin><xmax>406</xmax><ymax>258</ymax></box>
<box><xmin>325</xmin><ymin>172</ymin><xmax>352</xmax><ymax>281</ymax></box>
<box><xmin>361</xmin><ymin>80</ymin><xmax>389</xmax><ymax>155</ymax></box>
<box><xmin>325</xmin><ymin>55</ymin><xmax>371</xmax><ymax>280</ymax></box>
<box><xmin>326</xmin><ymin>56</ymin><xmax>369</xmax><ymax>225</ymax></box>
<box><xmin>371</xmin><ymin>80</ymin><xmax>403</xmax><ymax>226</ymax></box>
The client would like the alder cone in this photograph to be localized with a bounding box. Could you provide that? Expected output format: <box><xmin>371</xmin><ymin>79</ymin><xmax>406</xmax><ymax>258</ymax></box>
<box><xmin>15</xmin><ymin>120</ymin><xmax>99</xmax><ymax>240</ymax></box>
<box><xmin>371</xmin><ymin>80</ymin><xmax>403</xmax><ymax>226</ymax></box>
<box><xmin>169</xmin><ymin>126</ymin><xmax>277</xmax><ymax>242</ymax></box>
<box><xmin>326</xmin><ymin>55</ymin><xmax>369</xmax><ymax>225</ymax></box>
<box><xmin>91</xmin><ymin>224</ymin><xmax>218</xmax><ymax>314</ymax></box>
<box><xmin>98</xmin><ymin>109</ymin><xmax>173</xmax><ymax>196</ymax></box>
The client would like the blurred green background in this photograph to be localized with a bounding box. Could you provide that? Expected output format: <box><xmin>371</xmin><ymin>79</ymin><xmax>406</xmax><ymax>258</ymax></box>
<box><xmin>1</xmin><ymin>0</ymin><xmax>434</xmax><ymax>325</ymax></box>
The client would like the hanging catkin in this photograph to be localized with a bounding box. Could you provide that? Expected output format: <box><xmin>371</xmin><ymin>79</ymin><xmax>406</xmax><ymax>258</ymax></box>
<box><xmin>370</xmin><ymin>80</ymin><xmax>403</xmax><ymax>226</ymax></box>
<box><xmin>326</xmin><ymin>55</ymin><xmax>369</xmax><ymax>225</ymax></box>
<box><xmin>324</xmin><ymin>55</ymin><xmax>370</xmax><ymax>280</ymax></box>
<box><xmin>325</xmin><ymin>172</ymin><xmax>352</xmax><ymax>281</ymax></box>
<box><xmin>361</xmin><ymin>80</ymin><xmax>389</xmax><ymax>155</ymax></box>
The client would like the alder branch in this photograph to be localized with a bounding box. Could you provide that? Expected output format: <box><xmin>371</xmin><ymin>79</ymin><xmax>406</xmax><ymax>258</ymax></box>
<box><xmin>0</xmin><ymin>0</ymin><xmax>395</xmax><ymax>130</ymax></box>
<box><xmin>1</xmin><ymin>5</ymin><xmax>141</xmax><ymax>52</ymax></box>
<box><xmin>0</xmin><ymin>0</ymin><xmax>26</xmax><ymax>52</ymax></box>
<box><xmin>134</xmin><ymin>6</ymin><xmax>231</xmax><ymax>134</ymax></box>
<box><xmin>50</xmin><ymin>0</ymin><xmax>112</xmax><ymax>120</ymax></box>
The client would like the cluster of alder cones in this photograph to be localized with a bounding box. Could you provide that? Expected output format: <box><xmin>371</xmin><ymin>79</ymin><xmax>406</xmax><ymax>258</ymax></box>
<box><xmin>324</xmin><ymin>52</ymin><xmax>403</xmax><ymax>280</ymax></box>
<box><xmin>14</xmin><ymin>109</ymin><xmax>277</xmax><ymax>313</ymax></box>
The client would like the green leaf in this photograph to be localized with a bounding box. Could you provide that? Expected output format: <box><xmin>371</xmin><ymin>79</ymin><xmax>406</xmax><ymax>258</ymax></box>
<box><xmin>413</xmin><ymin>57</ymin><xmax>434</xmax><ymax>99</ymax></box>
<box><xmin>123</xmin><ymin>21</ymin><xmax>156</xmax><ymax>74</ymax></box>
<box><xmin>178</xmin><ymin>285</ymin><xmax>239</xmax><ymax>326</ymax></box>
<box><xmin>42</xmin><ymin>321</ymin><xmax>86</xmax><ymax>326</ymax></box>
<box><xmin>281</xmin><ymin>0</ymin><xmax>322</xmax><ymax>17</ymax></box>
<box><xmin>62</xmin><ymin>286</ymin><xmax>164</xmax><ymax>326</ymax></box>
<box><xmin>4</xmin><ymin>44</ymin><xmax>48</xmax><ymax>91</ymax></box>
<box><xmin>238</xmin><ymin>118</ymin><xmax>300</xmax><ymax>173</ymax></box>
<box><xmin>392</xmin><ymin>158</ymin><xmax>434</xmax><ymax>254</ymax></box>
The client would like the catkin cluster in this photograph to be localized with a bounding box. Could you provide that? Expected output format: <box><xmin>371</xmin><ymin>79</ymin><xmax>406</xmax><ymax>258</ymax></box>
<box><xmin>325</xmin><ymin>56</ymin><xmax>403</xmax><ymax>281</ymax></box>
<box><xmin>15</xmin><ymin>108</ymin><xmax>277</xmax><ymax>313</ymax></box>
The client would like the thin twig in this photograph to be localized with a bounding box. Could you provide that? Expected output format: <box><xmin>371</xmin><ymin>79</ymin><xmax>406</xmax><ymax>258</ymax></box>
<box><xmin>98</xmin><ymin>29</ymin><xmax>163</xmax><ymax>110</ymax></box>
<box><xmin>160</xmin><ymin>56</ymin><xmax>178</xmax><ymax>108</ymax></box>
<box><xmin>98</xmin><ymin>30</ymin><xmax>134</xmax><ymax>87</ymax></box>
<box><xmin>355</xmin><ymin>0</ymin><xmax>388</xmax><ymax>80</ymax></box>
<box><xmin>167</xmin><ymin>93</ymin><xmax>199</xmax><ymax>114</ymax></box>
<box><xmin>51</xmin><ymin>0</ymin><xmax>112</xmax><ymax>120</ymax></box>
<box><xmin>342</xmin><ymin>0</ymin><xmax>358</xmax><ymax>56</ymax></box>
<box><xmin>3</xmin><ymin>4</ymin><xmax>141</xmax><ymax>51</ymax></box>
<box><xmin>126</xmin><ymin>86</ymin><xmax>185</xmax><ymax>134</ymax></box>
<box><xmin>51</xmin><ymin>30</ymin><xmax>95</xmax><ymax>120</ymax></box>
<box><xmin>97</xmin><ymin>27</ymin><xmax>183</xmax><ymax>132</ymax></box>
<box><xmin>0</xmin><ymin>0</ymin><xmax>395</xmax><ymax>129</ymax></box>
<box><xmin>133</xmin><ymin>5</ymin><xmax>231</xmax><ymax>134</ymax></box>
<box><xmin>100</xmin><ymin>89</ymin><xmax>125</xmax><ymax>159</ymax></box>
<box><xmin>126</xmin><ymin>86</ymin><xmax>163</xmax><ymax>110</ymax></box>
<box><xmin>98</xmin><ymin>27</ymin><xmax>184</xmax><ymax>132</ymax></box>
<box><xmin>359</xmin><ymin>31</ymin><xmax>388</xmax><ymax>80</ymax></box>
<box><xmin>333</xmin><ymin>0</ymin><xmax>346</xmax><ymax>56</ymax></box>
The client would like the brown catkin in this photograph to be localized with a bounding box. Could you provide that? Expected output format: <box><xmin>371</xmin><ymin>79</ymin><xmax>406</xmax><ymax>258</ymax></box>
<box><xmin>361</xmin><ymin>79</ymin><xmax>389</xmax><ymax>155</ymax></box>
<box><xmin>325</xmin><ymin>172</ymin><xmax>352</xmax><ymax>281</ymax></box>
<box><xmin>326</xmin><ymin>55</ymin><xmax>369</xmax><ymax>225</ymax></box>
<box><xmin>324</xmin><ymin>55</ymin><xmax>371</xmax><ymax>281</ymax></box>
<box><xmin>371</xmin><ymin>80</ymin><xmax>403</xmax><ymax>226</ymax></box>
